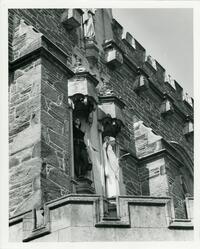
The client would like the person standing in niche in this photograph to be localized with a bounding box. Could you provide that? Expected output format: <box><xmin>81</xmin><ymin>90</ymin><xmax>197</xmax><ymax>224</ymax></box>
<box><xmin>73</xmin><ymin>118</ymin><xmax>92</xmax><ymax>178</ymax></box>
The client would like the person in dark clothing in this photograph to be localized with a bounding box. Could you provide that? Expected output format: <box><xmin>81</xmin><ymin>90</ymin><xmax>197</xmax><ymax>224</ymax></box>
<box><xmin>73</xmin><ymin>118</ymin><xmax>92</xmax><ymax>178</ymax></box>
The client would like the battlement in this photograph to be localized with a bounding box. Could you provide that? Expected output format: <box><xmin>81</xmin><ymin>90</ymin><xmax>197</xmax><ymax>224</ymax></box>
<box><xmin>111</xmin><ymin>17</ymin><xmax>193</xmax><ymax>110</ymax></box>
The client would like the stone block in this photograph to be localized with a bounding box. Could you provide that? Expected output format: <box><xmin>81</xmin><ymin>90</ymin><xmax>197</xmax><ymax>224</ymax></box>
<box><xmin>48</xmin><ymin>129</ymin><xmax>67</xmax><ymax>150</ymax></box>
<box><xmin>9</xmin><ymin>156</ymin><xmax>20</xmax><ymax>168</ymax></box>
<box><xmin>9</xmin><ymin>124</ymin><xmax>41</xmax><ymax>155</ymax></box>
<box><xmin>41</xmin><ymin>141</ymin><xmax>59</xmax><ymax>167</ymax></box>
<box><xmin>41</xmin><ymin>110</ymin><xmax>63</xmax><ymax>135</ymax></box>
<box><xmin>68</xmin><ymin>73</ymin><xmax>98</xmax><ymax>102</ymax></box>
<box><xmin>57</xmin><ymin>227</ymin><xmax>71</xmax><ymax>242</ymax></box>
<box><xmin>130</xmin><ymin>204</ymin><xmax>167</xmax><ymax>228</ymax></box>
<box><xmin>124</xmin><ymin>32</ymin><xmax>136</xmax><ymax>49</ymax></box>
<box><xmin>9</xmin><ymin>158</ymin><xmax>42</xmax><ymax>185</ymax></box>
<box><xmin>48</xmin><ymin>167</ymin><xmax>70</xmax><ymax>189</ymax></box>
<box><xmin>70</xmin><ymin>204</ymin><xmax>94</xmax><ymax>227</ymax></box>
<box><xmin>183</xmin><ymin>121</ymin><xmax>194</xmax><ymax>136</ymax></box>
<box><xmin>49</xmin><ymin>102</ymin><xmax>68</xmax><ymax>122</ymax></box>
<box><xmin>61</xmin><ymin>9</ymin><xmax>82</xmax><ymax>30</ymax></box>
<box><xmin>16</xmin><ymin>65</ymin><xmax>41</xmax><ymax>93</ymax></box>
<box><xmin>70</xmin><ymin>227</ymin><xmax>116</xmax><ymax>242</ymax></box>
<box><xmin>41</xmin><ymin>178</ymin><xmax>62</xmax><ymax>202</ymax></box>
<box><xmin>105</xmin><ymin>49</ymin><xmax>123</xmax><ymax>68</ymax></box>
<box><xmin>50</xmin><ymin>205</ymin><xmax>71</xmax><ymax>232</ymax></box>
<box><xmin>9</xmin><ymin>222</ymin><xmax>23</xmax><ymax>242</ymax></box>
<box><xmin>41</xmin><ymin>80</ymin><xmax>61</xmax><ymax>103</ymax></box>
<box><xmin>115</xmin><ymin>227</ymin><xmax>176</xmax><ymax>241</ymax></box>
<box><xmin>41</xmin><ymin>95</ymin><xmax>48</xmax><ymax>112</ymax></box>
<box><xmin>85</xmin><ymin>41</ymin><xmax>99</xmax><ymax>63</ymax></box>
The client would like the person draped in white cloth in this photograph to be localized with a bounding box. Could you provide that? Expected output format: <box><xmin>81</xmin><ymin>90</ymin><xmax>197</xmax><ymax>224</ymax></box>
<box><xmin>103</xmin><ymin>136</ymin><xmax>120</xmax><ymax>198</ymax></box>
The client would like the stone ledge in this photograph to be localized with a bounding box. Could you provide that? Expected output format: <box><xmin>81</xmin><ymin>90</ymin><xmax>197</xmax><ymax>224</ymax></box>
<box><xmin>95</xmin><ymin>220</ymin><xmax>130</xmax><ymax>228</ymax></box>
<box><xmin>45</xmin><ymin>194</ymin><xmax>100</xmax><ymax>209</ymax></box>
<box><xmin>118</xmin><ymin>195</ymin><xmax>171</xmax><ymax>204</ymax></box>
<box><xmin>9</xmin><ymin>35</ymin><xmax>74</xmax><ymax>78</ymax></box>
<box><xmin>169</xmin><ymin>219</ymin><xmax>193</xmax><ymax>229</ymax></box>
<box><xmin>9</xmin><ymin>211</ymin><xmax>27</xmax><ymax>226</ymax></box>
<box><xmin>23</xmin><ymin>226</ymin><xmax>51</xmax><ymax>242</ymax></box>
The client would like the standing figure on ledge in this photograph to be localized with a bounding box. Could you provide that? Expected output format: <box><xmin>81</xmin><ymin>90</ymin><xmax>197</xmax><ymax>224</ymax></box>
<box><xmin>103</xmin><ymin>136</ymin><xmax>120</xmax><ymax>198</ymax></box>
<box><xmin>73</xmin><ymin>118</ymin><xmax>92</xmax><ymax>178</ymax></box>
<box><xmin>83</xmin><ymin>9</ymin><xmax>96</xmax><ymax>40</ymax></box>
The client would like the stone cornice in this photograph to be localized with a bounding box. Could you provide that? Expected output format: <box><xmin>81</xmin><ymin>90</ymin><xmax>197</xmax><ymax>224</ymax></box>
<box><xmin>99</xmin><ymin>95</ymin><xmax>125</xmax><ymax>109</ymax></box>
<box><xmin>9</xmin><ymin>35</ymin><xmax>74</xmax><ymax>78</ymax></box>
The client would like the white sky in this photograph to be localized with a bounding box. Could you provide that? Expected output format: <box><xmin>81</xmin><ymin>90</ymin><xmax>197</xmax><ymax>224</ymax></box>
<box><xmin>113</xmin><ymin>8</ymin><xmax>193</xmax><ymax>97</ymax></box>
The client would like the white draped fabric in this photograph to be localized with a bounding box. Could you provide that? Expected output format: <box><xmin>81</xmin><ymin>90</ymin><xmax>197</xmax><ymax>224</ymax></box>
<box><xmin>103</xmin><ymin>138</ymin><xmax>120</xmax><ymax>198</ymax></box>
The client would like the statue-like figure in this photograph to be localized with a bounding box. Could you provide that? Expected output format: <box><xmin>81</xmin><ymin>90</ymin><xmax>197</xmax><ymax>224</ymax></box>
<box><xmin>103</xmin><ymin>136</ymin><xmax>120</xmax><ymax>198</ymax></box>
<box><xmin>73</xmin><ymin>118</ymin><xmax>92</xmax><ymax>178</ymax></box>
<box><xmin>83</xmin><ymin>9</ymin><xmax>96</xmax><ymax>40</ymax></box>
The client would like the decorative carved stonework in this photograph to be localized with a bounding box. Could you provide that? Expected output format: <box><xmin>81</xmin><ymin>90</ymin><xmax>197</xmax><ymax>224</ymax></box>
<box><xmin>101</xmin><ymin>115</ymin><xmax>124</xmax><ymax>138</ymax></box>
<box><xmin>61</xmin><ymin>9</ymin><xmax>83</xmax><ymax>30</ymax></box>
<box><xmin>68</xmin><ymin>70</ymin><xmax>99</xmax><ymax>121</ymax></box>
<box><xmin>103</xmin><ymin>40</ymin><xmax>123</xmax><ymax>68</ymax></box>
<box><xmin>85</xmin><ymin>39</ymin><xmax>99</xmax><ymax>64</ymax></box>
<box><xmin>160</xmin><ymin>95</ymin><xmax>174</xmax><ymax>116</ymax></box>
<box><xmin>83</xmin><ymin>9</ymin><xmax>96</xmax><ymax>40</ymax></box>
<box><xmin>133</xmin><ymin>75</ymin><xmax>149</xmax><ymax>93</ymax></box>
<box><xmin>183</xmin><ymin>116</ymin><xmax>194</xmax><ymax>136</ymax></box>
<box><xmin>70</xmin><ymin>94</ymin><xmax>96</xmax><ymax>121</ymax></box>
<box><xmin>98</xmin><ymin>95</ymin><xmax>125</xmax><ymax>138</ymax></box>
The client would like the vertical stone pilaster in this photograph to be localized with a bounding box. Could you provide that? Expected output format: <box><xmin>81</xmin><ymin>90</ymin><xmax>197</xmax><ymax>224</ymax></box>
<box><xmin>9</xmin><ymin>18</ymin><xmax>74</xmax><ymax>217</ymax></box>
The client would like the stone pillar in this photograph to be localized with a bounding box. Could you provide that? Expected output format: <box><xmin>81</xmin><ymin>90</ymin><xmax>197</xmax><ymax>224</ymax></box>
<box><xmin>9</xmin><ymin>19</ymin><xmax>74</xmax><ymax>217</ymax></box>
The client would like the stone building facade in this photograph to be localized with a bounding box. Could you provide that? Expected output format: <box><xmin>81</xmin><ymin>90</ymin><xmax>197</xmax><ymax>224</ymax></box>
<box><xmin>8</xmin><ymin>9</ymin><xmax>194</xmax><ymax>242</ymax></box>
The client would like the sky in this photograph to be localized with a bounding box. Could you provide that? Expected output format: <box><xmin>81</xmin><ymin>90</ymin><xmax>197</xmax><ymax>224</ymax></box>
<box><xmin>112</xmin><ymin>8</ymin><xmax>193</xmax><ymax>97</ymax></box>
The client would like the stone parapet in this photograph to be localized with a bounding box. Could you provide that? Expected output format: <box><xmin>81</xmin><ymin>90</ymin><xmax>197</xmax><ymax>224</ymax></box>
<box><xmin>9</xmin><ymin>194</ymin><xmax>193</xmax><ymax>242</ymax></box>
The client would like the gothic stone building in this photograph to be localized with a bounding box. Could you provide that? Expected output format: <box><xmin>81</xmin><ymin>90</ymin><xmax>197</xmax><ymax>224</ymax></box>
<box><xmin>8</xmin><ymin>9</ymin><xmax>194</xmax><ymax>242</ymax></box>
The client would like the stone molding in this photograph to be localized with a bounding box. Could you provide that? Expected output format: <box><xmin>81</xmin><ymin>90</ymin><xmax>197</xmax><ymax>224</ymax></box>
<box><xmin>9</xmin><ymin>35</ymin><xmax>74</xmax><ymax>78</ymax></box>
<box><xmin>9</xmin><ymin>194</ymin><xmax>193</xmax><ymax>242</ymax></box>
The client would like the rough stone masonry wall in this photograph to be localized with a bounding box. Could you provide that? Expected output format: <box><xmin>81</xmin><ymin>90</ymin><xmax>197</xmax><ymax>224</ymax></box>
<box><xmin>40</xmin><ymin>57</ymin><xmax>72</xmax><ymax>202</ymax></box>
<box><xmin>166</xmin><ymin>157</ymin><xmax>191</xmax><ymax>219</ymax></box>
<box><xmin>9</xmin><ymin>10</ymin><xmax>74</xmax><ymax>216</ymax></box>
<box><xmin>9</xmin><ymin>9</ymin><xmax>77</xmax><ymax>65</ymax></box>
<box><xmin>9</xmin><ymin>58</ymin><xmax>42</xmax><ymax>216</ymax></box>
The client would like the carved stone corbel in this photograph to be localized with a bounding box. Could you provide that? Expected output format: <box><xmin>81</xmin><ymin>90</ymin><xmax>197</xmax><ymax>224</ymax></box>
<box><xmin>160</xmin><ymin>94</ymin><xmax>174</xmax><ymax>116</ymax></box>
<box><xmin>183</xmin><ymin>116</ymin><xmax>194</xmax><ymax>136</ymax></box>
<box><xmin>98</xmin><ymin>95</ymin><xmax>125</xmax><ymax>138</ymax></box>
<box><xmin>101</xmin><ymin>115</ymin><xmax>124</xmax><ymax>138</ymax></box>
<box><xmin>70</xmin><ymin>93</ymin><xmax>96</xmax><ymax>122</ymax></box>
<box><xmin>103</xmin><ymin>40</ymin><xmax>123</xmax><ymax>69</ymax></box>
<box><xmin>68</xmin><ymin>70</ymin><xmax>99</xmax><ymax>123</ymax></box>
<box><xmin>133</xmin><ymin>75</ymin><xmax>149</xmax><ymax>93</ymax></box>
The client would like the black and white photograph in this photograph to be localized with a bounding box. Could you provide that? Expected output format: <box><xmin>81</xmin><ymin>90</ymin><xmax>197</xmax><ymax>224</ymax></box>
<box><xmin>0</xmin><ymin>0</ymin><xmax>199</xmax><ymax>246</ymax></box>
